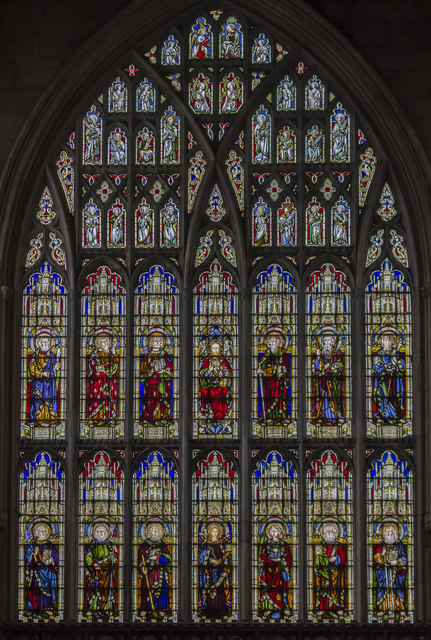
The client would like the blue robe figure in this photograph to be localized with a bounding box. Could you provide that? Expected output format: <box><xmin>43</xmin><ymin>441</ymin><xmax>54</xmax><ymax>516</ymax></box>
<box><xmin>27</xmin><ymin>332</ymin><xmax>60</xmax><ymax>423</ymax></box>
<box><xmin>373</xmin><ymin>523</ymin><xmax>408</xmax><ymax>620</ymax></box>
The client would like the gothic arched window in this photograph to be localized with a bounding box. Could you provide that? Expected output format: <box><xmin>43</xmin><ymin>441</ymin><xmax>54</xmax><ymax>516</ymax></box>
<box><xmin>17</xmin><ymin>7</ymin><xmax>415</xmax><ymax>626</ymax></box>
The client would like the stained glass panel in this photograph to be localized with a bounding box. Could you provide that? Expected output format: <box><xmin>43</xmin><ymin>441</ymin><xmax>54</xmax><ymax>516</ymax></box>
<box><xmin>83</xmin><ymin>105</ymin><xmax>102</xmax><ymax>165</ymax></box>
<box><xmin>365</xmin><ymin>260</ymin><xmax>412</xmax><ymax>438</ymax></box>
<box><xmin>133</xmin><ymin>451</ymin><xmax>178</xmax><ymax>621</ymax></box>
<box><xmin>331</xmin><ymin>197</ymin><xmax>350</xmax><ymax>246</ymax></box>
<box><xmin>252</xmin><ymin>198</ymin><xmax>271</xmax><ymax>246</ymax></box>
<box><xmin>192</xmin><ymin>451</ymin><xmax>238</xmax><ymax>621</ymax></box>
<box><xmin>252</xmin><ymin>105</ymin><xmax>271</xmax><ymax>164</ymax></box>
<box><xmin>136</xmin><ymin>127</ymin><xmax>155</xmax><ymax>165</ymax></box>
<box><xmin>189</xmin><ymin>17</ymin><xmax>213</xmax><ymax>59</ymax></box>
<box><xmin>136</xmin><ymin>78</ymin><xmax>156</xmax><ymax>112</ymax></box>
<box><xmin>305</xmin><ymin>125</ymin><xmax>324</xmax><ymax>163</ymax></box>
<box><xmin>189</xmin><ymin>73</ymin><xmax>213</xmax><ymax>114</ymax></box>
<box><xmin>277</xmin><ymin>75</ymin><xmax>296</xmax><ymax>111</ymax></box>
<box><xmin>161</xmin><ymin>107</ymin><xmax>180</xmax><ymax>164</ymax></box>
<box><xmin>252</xmin><ymin>264</ymin><xmax>296</xmax><ymax>437</ymax></box>
<box><xmin>108</xmin><ymin>77</ymin><xmax>127</xmax><ymax>113</ymax></box>
<box><xmin>19</xmin><ymin>452</ymin><xmax>65</xmax><ymax>622</ymax></box>
<box><xmin>219</xmin><ymin>72</ymin><xmax>243</xmax><ymax>114</ymax></box>
<box><xmin>82</xmin><ymin>198</ymin><xmax>101</xmax><ymax>248</ymax></box>
<box><xmin>277</xmin><ymin>197</ymin><xmax>296</xmax><ymax>247</ymax></box>
<box><xmin>330</xmin><ymin>103</ymin><xmax>350</xmax><ymax>163</ymax></box>
<box><xmin>305</xmin><ymin>75</ymin><xmax>324</xmax><ymax>110</ymax></box>
<box><xmin>277</xmin><ymin>125</ymin><xmax>296</xmax><ymax>163</ymax></box>
<box><xmin>193</xmin><ymin>260</ymin><xmax>238</xmax><ymax>437</ymax></box>
<box><xmin>135</xmin><ymin>197</ymin><xmax>154</xmax><ymax>247</ymax></box>
<box><xmin>252</xmin><ymin>451</ymin><xmax>297</xmax><ymax>621</ymax></box>
<box><xmin>80</xmin><ymin>266</ymin><xmax>126</xmax><ymax>439</ymax></box>
<box><xmin>307</xmin><ymin>450</ymin><xmax>353</xmax><ymax>622</ymax></box>
<box><xmin>21</xmin><ymin>263</ymin><xmax>67</xmax><ymax>439</ymax></box>
<box><xmin>78</xmin><ymin>451</ymin><xmax>124</xmax><ymax>622</ymax></box>
<box><xmin>306</xmin><ymin>264</ymin><xmax>351</xmax><ymax>438</ymax></box>
<box><xmin>367</xmin><ymin>450</ymin><xmax>413</xmax><ymax>622</ymax></box>
<box><xmin>134</xmin><ymin>265</ymin><xmax>179</xmax><ymax>438</ymax></box>
<box><xmin>219</xmin><ymin>16</ymin><xmax>243</xmax><ymax>58</ymax></box>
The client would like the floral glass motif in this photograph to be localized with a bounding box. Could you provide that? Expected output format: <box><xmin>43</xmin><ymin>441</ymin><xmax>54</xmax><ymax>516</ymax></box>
<box><xmin>136</xmin><ymin>78</ymin><xmax>156</xmax><ymax>112</ymax></box>
<box><xmin>108</xmin><ymin>127</ymin><xmax>127</xmax><ymax>165</ymax></box>
<box><xmin>330</xmin><ymin>103</ymin><xmax>350</xmax><ymax>163</ymax></box>
<box><xmin>133</xmin><ymin>452</ymin><xmax>178</xmax><ymax>621</ymax></box>
<box><xmin>82</xmin><ymin>199</ymin><xmax>101</xmax><ymax>248</ymax></box>
<box><xmin>193</xmin><ymin>260</ymin><xmax>238</xmax><ymax>437</ymax></box>
<box><xmin>389</xmin><ymin>229</ymin><xmax>409</xmax><ymax>267</ymax></box>
<box><xmin>277</xmin><ymin>75</ymin><xmax>296</xmax><ymax>111</ymax></box>
<box><xmin>219</xmin><ymin>73</ymin><xmax>243</xmax><ymax>113</ymax></box>
<box><xmin>136</xmin><ymin>127</ymin><xmax>155</xmax><ymax>164</ymax></box>
<box><xmin>331</xmin><ymin>197</ymin><xmax>350</xmax><ymax>246</ymax></box>
<box><xmin>252</xmin><ymin>33</ymin><xmax>271</xmax><ymax>63</ymax></box>
<box><xmin>219</xmin><ymin>16</ymin><xmax>243</xmax><ymax>58</ymax></box>
<box><xmin>366</xmin><ymin>229</ymin><xmax>385</xmax><ymax>267</ymax></box>
<box><xmin>195</xmin><ymin>230</ymin><xmax>214</xmax><ymax>267</ymax></box>
<box><xmin>305</xmin><ymin>75</ymin><xmax>324</xmax><ymax>110</ymax></box>
<box><xmin>160</xmin><ymin>198</ymin><xmax>180</xmax><ymax>248</ymax></box>
<box><xmin>135</xmin><ymin>197</ymin><xmax>154</xmax><ymax>247</ymax></box>
<box><xmin>377</xmin><ymin>183</ymin><xmax>397</xmax><ymax>221</ymax></box>
<box><xmin>252</xmin><ymin>198</ymin><xmax>271</xmax><ymax>246</ymax></box>
<box><xmin>134</xmin><ymin>266</ymin><xmax>179</xmax><ymax>439</ymax></box>
<box><xmin>48</xmin><ymin>232</ymin><xmax>67</xmax><ymax>270</ymax></box>
<box><xmin>161</xmin><ymin>107</ymin><xmax>180</xmax><ymax>164</ymax></box>
<box><xmin>161</xmin><ymin>35</ymin><xmax>180</xmax><ymax>66</ymax></box>
<box><xmin>25</xmin><ymin>233</ymin><xmax>43</xmax><ymax>269</ymax></box>
<box><xmin>80</xmin><ymin>266</ymin><xmax>126</xmax><ymax>439</ymax></box>
<box><xmin>277</xmin><ymin>197</ymin><xmax>296</xmax><ymax>247</ymax></box>
<box><xmin>56</xmin><ymin>151</ymin><xmax>74</xmax><ymax>212</ymax></box>
<box><xmin>277</xmin><ymin>125</ymin><xmax>296</xmax><ymax>163</ymax></box>
<box><xmin>21</xmin><ymin>263</ymin><xmax>67</xmax><ymax>439</ymax></box>
<box><xmin>307</xmin><ymin>450</ymin><xmax>353</xmax><ymax>622</ymax></box>
<box><xmin>108</xmin><ymin>77</ymin><xmax>127</xmax><ymax>113</ymax></box>
<box><xmin>306</xmin><ymin>264</ymin><xmax>351</xmax><ymax>438</ymax></box>
<box><xmin>36</xmin><ymin>187</ymin><xmax>56</xmax><ymax>225</ymax></box>
<box><xmin>78</xmin><ymin>451</ymin><xmax>123</xmax><ymax>622</ymax></box>
<box><xmin>365</xmin><ymin>260</ymin><xmax>412</xmax><ymax>438</ymax></box>
<box><xmin>359</xmin><ymin>147</ymin><xmax>377</xmax><ymax>207</ymax></box>
<box><xmin>189</xmin><ymin>73</ymin><xmax>213</xmax><ymax>114</ymax></box>
<box><xmin>225</xmin><ymin>150</ymin><xmax>244</xmax><ymax>209</ymax></box>
<box><xmin>306</xmin><ymin>198</ymin><xmax>325</xmax><ymax>246</ymax></box>
<box><xmin>267</xmin><ymin>179</ymin><xmax>283</xmax><ymax>200</ymax></box>
<box><xmin>107</xmin><ymin>198</ymin><xmax>126</xmax><ymax>247</ymax></box>
<box><xmin>83</xmin><ymin>105</ymin><xmax>102</xmax><ymax>165</ymax></box>
<box><xmin>19</xmin><ymin>452</ymin><xmax>64</xmax><ymax>622</ymax></box>
<box><xmin>188</xmin><ymin>151</ymin><xmax>207</xmax><ymax>212</ymax></box>
<box><xmin>252</xmin><ymin>265</ymin><xmax>297</xmax><ymax>438</ymax></box>
<box><xmin>252</xmin><ymin>452</ymin><xmax>297</xmax><ymax>621</ymax></box>
<box><xmin>192</xmin><ymin>451</ymin><xmax>238</xmax><ymax>621</ymax></box>
<box><xmin>367</xmin><ymin>451</ymin><xmax>413</xmax><ymax>623</ymax></box>
<box><xmin>206</xmin><ymin>184</ymin><xmax>226</xmax><ymax>222</ymax></box>
<box><xmin>252</xmin><ymin>105</ymin><xmax>271</xmax><ymax>164</ymax></box>
<box><xmin>218</xmin><ymin>229</ymin><xmax>237</xmax><ymax>267</ymax></box>
<box><xmin>305</xmin><ymin>125</ymin><xmax>324</xmax><ymax>163</ymax></box>
<box><xmin>189</xmin><ymin>17</ymin><xmax>213</xmax><ymax>59</ymax></box>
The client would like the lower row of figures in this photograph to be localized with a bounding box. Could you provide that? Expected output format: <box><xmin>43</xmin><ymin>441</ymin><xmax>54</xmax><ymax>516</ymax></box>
<box><xmin>20</xmin><ymin>515</ymin><xmax>412</xmax><ymax>624</ymax></box>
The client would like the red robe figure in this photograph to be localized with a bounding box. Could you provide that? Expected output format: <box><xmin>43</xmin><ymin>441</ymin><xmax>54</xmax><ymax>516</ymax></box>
<box><xmin>199</xmin><ymin>340</ymin><xmax>232</xmax><ymax>433</ymax></box>
<box><xmin>313</xmin><ymin>521</ymin><xmax>347</xmax><ymax>620</ymax></box>
<box><xmin>140</xmin><ymin>330</ymin><xmax>173</xmax><ymax>425</ymax></box>
<box><xmin>137</xmin><ymin>521</ymin><xmax>172</xmax><ymax>619</ymax></box>
<box><xmin>311</xmin><ymin>329</ymin><xmax>345</xmax><ymax>426</ymax></box>
<box><xmin>258</xmin><ymin>522</ymin><xmax>292</xmax><ymax>619</ymax></box>
<box><xmin>257</xmin><ymin>328</ymin><xmax>291</xmax><ymax>426</ymax></box>
<box><xmin>87</xmin><ymin>329</ymin><xmax>119</xmax><ymax>423</ymax></box>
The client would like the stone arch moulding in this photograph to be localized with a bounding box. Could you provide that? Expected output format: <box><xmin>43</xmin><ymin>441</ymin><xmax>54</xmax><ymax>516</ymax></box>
<box><xmin>1</xmin><ymin>0</ymin><xmax>431</xmax><ymax>629</ymax></box>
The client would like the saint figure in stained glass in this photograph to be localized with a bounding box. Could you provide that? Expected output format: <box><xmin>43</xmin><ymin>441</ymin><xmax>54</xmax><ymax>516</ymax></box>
<box><xmin>83</xmin><ymin>520</ymin><xmax>119</xmax><ymax>620</ymax></box>
<box><xmin>219</xmin><ymin>73</ymin><xmax>242</xmax><ymax>113</ymax></box>
<box><xmin>278</xmin><ymin>198</ymin><xmax>296</xmax><ymax>246</ymax></box>
<box><xmin>277</xmin><ymin>126</ymin><xmax>295</xmax><ymax>163</ymax></box>
<box><xmin>108</xmin><ymin>77</ymin><xmax>127</xmax><ymax>113</ymax></box>
<box><xmin>136</xmin><ymin>128</ymin><xmax>155</xmax><ymax>164</ymax></box>
<box><xmin>257</xmin><ymin>327</ymin><xmax>291</xmax><ymax>427</ymax></box>
<box><xmin>220</xmin><ymin>17</ymin><xmax>242</xmax><ymax>58</ymax></box>
<box><xmin>199</xmin><ymin>339</ymin><xmax>233</xmax><ymax>433</ymax></box>
<box><xmin>373</xmin><ymin>520</ymin><xmax>408</xmax><ymax>620</ymax></box>
<box><xmin>252</xmin><ymin>106</ymin><xmax>271</xmax><ymax>164</ymax></box>
<box><xmin>82</xmin><ymin>200</ymin><xmax>101</xmax><ymax>247</ymax></box>
<box><xmin>197</xmin><ymin>521</ymin><xmax>232</xmax><ymax>619</ymax></box>
<box><xmin>136</xmin><ymin>200</ymin><xmax>153</xmax><ymax>247</ymax></box>
<box><xmin>137</xmin><ymin>521</ymin><xmax>172</xmax><ymax>619</ymax></box>
<box><xmin>86</xmin><ymin>328</ymin><xmax>120</xmax><ymax>423</ymax></box>
<box><xmin>331</xmin><ymin>199</ymin><xmax>350</xmax><ymax>245</ymax></box>
<box><xmin>162</xmin><ymin>35</ymin><xmax>180</xmax><ymax>66</ymax></box>
<box><xmin>313</xmin><ymin>520</ymin><xmax>347</xmax><ymax>620</ymax></box>
<box><xmin>252</xmin><ymin>199</ymin><xmax>270</xmax><ymax>246</ymax></box>
<box><xmin>108</xmin><ymin>128</ymin><xmax>127</xmax><ymax>165</ymax></box>
<box><xmin>306</xmin><ymin>125</ymin><xmax>324</xmax><ymax>163</ymax></box>
<box><xmin>189</xmin><ymin>74</ymin><xmax>212</xmax><ymax>114</ymax></box>
<box><xmin>160</xmin><ymin>199</ymin><xmax>179</xmax><ymax>247</ymax></box>
<box><xmin>258</xmin><ymin>522</ymin><xmax>292</xmax><ymax>619</ymax></box>
<box><xmin>311</xmin><ymin>327</ymin><xmax>346</xmax><ymax>427</ymax></box>
<box><xmin>372</xmin><ymin>327</ymin><xmax>406</xmax><ymax>425</ymax></box>
<box><xmin>26</xmin><ymin>328</ymin><xmax>61</xmax><ymax>426</ymax></box>
<box><xmin>139</xmin><ymin>328</ymin><xmax>173</xmax><ymax>426</ymax></box>
<box><xmin>136</xmin><ymin>78</ymin><xmax>156</xmax><ymax>112</ymax></box>
<box><xmin>277</xmin><ymin>76</ymin><xmax>296</xmax><ymax>111</ymax></box>
<box><xmin>252</xmin><ymin>33</ymin><xmax>271</xmax><ymax>63</ymax></box>
<box><xmin>190</xmin><ymin>18</ymin><xmax>212</xmax><ymax>59</ymax></box>
<box><xmin>305</xmin><ymin>75</ymin><xmax>324</xmax><ymax>110</ymax></box>
<box><xmin>330</xmin><ymin>104</ymin><xmax>350</xmax><ymax>162</ymax></box>
<box><xmin>83</xmin><ymin>106</ymin><xmax>102</xmax><ymax>165</ymax></box>
<box><xmin>24</xmin><ymin>520</ymin><xmax>59</xmax><ymax>619</ymax></box>
<box><xmin>161</xmin><ymin>108</ymin><xmax>180</xmax><ymax>164</ymax></box>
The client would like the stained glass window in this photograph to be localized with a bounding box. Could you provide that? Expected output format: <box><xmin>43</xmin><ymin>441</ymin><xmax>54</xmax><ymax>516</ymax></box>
<box><xmin>19</xmin><ymin>451</ymin><xmax>65</xmax><ymax>622</ymax></box>
<box><xmin>193</xmin><ymin>260</ymin><xmax>238</xmax><ymax>438</ymax></box>
<box><xmin>78</xmin><ymin>451</ymin><xmax>124</xmax><ymax>622</ymax></box>
<box><xmin>252</xmin><ymin>451</ymin><xmax>298</xmax><ymax>621</ymax></box>
<box><xmin>307</xmin><ymin>450</ymin><xmax>353</xmax><ymax>622</ymax></box>
<box><xmin>21</xmin><ymin>263</ymin><xmax>67</xmax><ymax>440</ymax></box>
<box><xmin>14</xmin><ymin>7</ymin><xmax>419</xmax><ymax>628</ymax></box>
<box><xmin>367</xmin><ymin>450</ymin><xmax>413</xmax><ymax>622</ymax></box>
<box><xmin>80</xmin><ymin>266</ymin><xmax>126</xmax><ymax>439</ymax></box>
<box><xmin>192</xmin><ymin>451</ymin><xmax>238</xmax><ymax>621</ymax></box>
<box><xmin>133</xmin><ymin>450</ymin><xmax>178</xmax><ymax>621</ymax></box>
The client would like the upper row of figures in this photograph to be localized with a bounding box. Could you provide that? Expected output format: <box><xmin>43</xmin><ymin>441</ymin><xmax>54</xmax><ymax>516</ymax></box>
<box><xmin>107</xmin><ymin>74</ymin><xmax>330</xmax><ymax>115</ymax></box>
<box><xmin>81</xmin><ymin>101</ymin><xmax>350</xmax><ymax>166</ymax></box>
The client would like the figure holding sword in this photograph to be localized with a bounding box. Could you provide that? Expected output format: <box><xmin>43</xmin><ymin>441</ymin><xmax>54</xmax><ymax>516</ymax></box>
<box><xmin>312</xmin><ymin>327</ymin><xmax>345</xmax><ymax>426</ymax></box>
<box><xmin>137</xmin><ymin>521</ymin><xmax>172</xmax><ymax>620</ymax></box>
